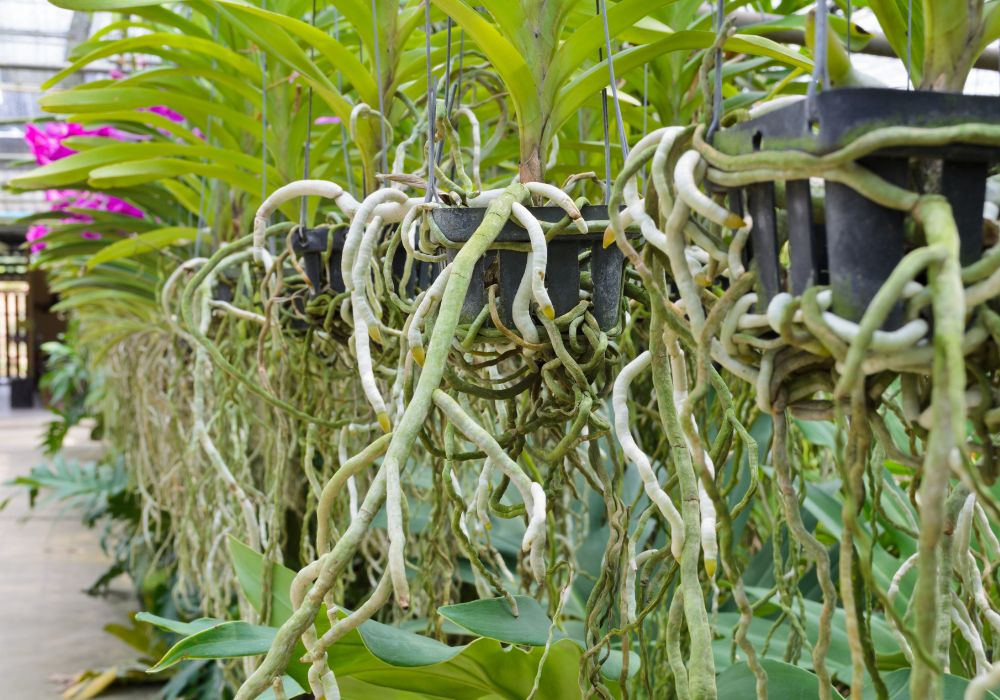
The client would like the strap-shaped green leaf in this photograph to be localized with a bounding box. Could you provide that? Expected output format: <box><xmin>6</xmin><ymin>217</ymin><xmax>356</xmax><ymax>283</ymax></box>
<box><xmin>86</xmin><ymin>227</ymin><xmax>198</xmax><ymax>269</ymax></box>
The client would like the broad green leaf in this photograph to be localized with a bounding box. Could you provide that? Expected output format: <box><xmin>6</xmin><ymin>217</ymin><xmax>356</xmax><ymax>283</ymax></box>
<box><xmin>429</xmin><ymin>0</ymin><xmax>540</xmax><ymax>134</ymax></box>
<box><xmin>259</xmin><ymin>676</ymin><xmax>307</xmax><ymax>700</ymax></box>
<box><xmin>793</xmin><ymin>418</ymin><xmax>838</xmax><ymax>451</ymax></box>
<box><xmin>355</xmin><ymin>617</ymin><xmax>465</xmax><ymax>667</ymax></box>
<box><xmin>44</xmin><ymin>33</ymin><xmax>260</xmax><ymax>89</ymax></box>
<box><xmin>978</xmin><ymin>2</ymin><xmax>1000</xmax><ymax>56</ymax></box>
<box><xmin>867</xmin><ymin>0</ymin><xmax>924</xmax><ymax>85</ymax></box>
<box><xmin>216</xmin><ymin>7</ymin><xmax>354</xmax><ymax>123</ymax></box>
<box><xmin>50</xmin><ymin>0</ymin><xmax>165</xmax><ymax>7</ymax></box>
<box><xmin>115</xmin><ymin>65</ymin><xmax>263</xmax><ymax>107</ymax></box>
<box><xmin>53</xmin><ymin>287</ymin><xmax>157</xmax><ymax>312</ymax></box>
<box><xmin>225</xmin><ymin>540</ymin><xmax>629</xmax><ymax>698</ymax></box>
<box><xmin>135</xmin><ymin>612</ymin><xmax>224</xmax><ymax>637</ymax></box>
<box><xmin>69</xmin><ymin>108</ymin><xmax>208</xmax><ymax>144</ymax></box>
<box><xmin>717</xmin><ymin>659</ymin><xmax>845</xmax><ymax>699</ymax></box>
<box><xmin>554</xmin><ymin>31</ymin><xmax>810</xmax><ymax>133</ymax></box>
<box><xmin>745</xmin><ymin>586</ymin><xmax>899</xmax><ymax>652</ymax></box>
<box><xmin>439</xmin><ymin>595</ymin><xmax>553</xmax><ymax>646</ymax></box>
<box><xmin>863</xmin><ymin>668</ymin><xmax>1000</xmax><ymax>699</ymax></box>
<box><xmin>227</xmin><ymin>536</ymin><xmax>297</xmax><ymax>625</ymax></box>
<box><xmin>552</xmin><ymin>0</ymin><xmax>680</xmax><ymax>90</ymax></box>
<box><xmin>218</xmin><ymin>1</ymin><xmax>377</xmax><ymax>106</ymax></box>
<box><xmin>86</xmin><ymin>160</ymin><xmax>262</xmax><ymax>195</ymax></box>
<box><xmin>38</xmin><ymin>87</ymin><xmax>261</xmax><ymax>138</ymax></box>
<box><xmin>86</xmin><ymin>226</ymin><xmax>198</xmax><ymax>269</ymax></box>
<box><xmin>147</xmin><ymin>621</ymin><xmax>276</xmax><ymax>672</ymax></box>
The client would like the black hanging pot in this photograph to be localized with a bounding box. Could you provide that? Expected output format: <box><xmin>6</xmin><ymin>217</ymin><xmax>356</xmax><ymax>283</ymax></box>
<box><xmin>290</xmin><ymin>225</ymin><xmax>348</xmax><ymax>294</ymax></box>
<box><xmin>292</xmin><ymin>223</ymin><xmax>433</xmax><ymax>297</ymax></box>
<box><xmin>212</xmin><ymin>268</ymin><xmax>238</xmax><ymax>303</ymax></box>
<box><xmin>431</xmin><ymin>204</ymin><xmax>632</xmax><ymax>333</ymax></box>
<box><xmin>713</xmin><ymin>88</ymin><xmax>1000</xmax><ymax>327</ymax></box>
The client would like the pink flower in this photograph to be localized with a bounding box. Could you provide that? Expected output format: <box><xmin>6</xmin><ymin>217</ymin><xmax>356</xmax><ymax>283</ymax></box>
<box><xmin>25</xmin><ymin>122</ymin><xmax>129</xmax><ymax>165</ymax></box>
<box><xmin>23</xmin><ymin>121</ymin><xmax>146</xmax><ymax>251</ymax></box>
<box><xmin>314</xmin><ymin>116</ymin><xmax>341</xmax><ymax>125</ymax></box>
<box><xmin>140</xmin><ymin>105</ymin><xmax>185</xmax><ymax>123</ymax></box>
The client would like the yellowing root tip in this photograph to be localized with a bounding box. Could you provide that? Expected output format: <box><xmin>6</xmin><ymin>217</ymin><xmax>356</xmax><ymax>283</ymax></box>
<box><xmin>725</xmin><ymin>213</ymin><xmax>747</xmax><ymax>230</ymax></box>
<box><xmin>705</xmin><ymin>559</ymin><xmax>717</xmax><ymax>578</ymax></box>
<box><xmin>542</xmin><ymin>305</ymin><xmax>556</xmax><ymax>320</ymax></box>
<box><xmin>411</xmin><ymin>346</ymin><xmax>426</xmax><ymax>366</ymax></box>
<box><xmin>377</xmin><ymin>412</ymin><xmax>392</xmax><ymax>433</ymax></box>
<box><xmin>369</xmin><ymin>326</ymin><xmax>383</xmax><ymax>343</ymax></box>
<box><xmin>602</xmin><ymin>227</ymin><xmax>616</xmax><ymax>249</ymax></box>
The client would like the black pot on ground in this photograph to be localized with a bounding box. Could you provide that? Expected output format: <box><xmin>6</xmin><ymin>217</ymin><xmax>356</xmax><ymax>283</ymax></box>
<box><xmin>713</xmin><ymin>88</ymin><xmax>1000</xmax><ymax>327</ymax></box>
<box><xmin>431</xmin><ymin>204</ymin><xmax>630</xmax><ymax>333</ymax></box>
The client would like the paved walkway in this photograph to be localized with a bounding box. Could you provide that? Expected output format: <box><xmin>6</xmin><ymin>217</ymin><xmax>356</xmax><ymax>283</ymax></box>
<box><xmin>0</xmin><ymin>401</ymin><xmax>158</xmax><ymax>699</ymax></box>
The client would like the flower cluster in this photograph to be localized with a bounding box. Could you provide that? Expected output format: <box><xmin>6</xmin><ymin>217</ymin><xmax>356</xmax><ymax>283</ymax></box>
<box><xmin>24</xmin><ymin>121</ymin><xmax>145</xmax><ymax>253</ymax></box>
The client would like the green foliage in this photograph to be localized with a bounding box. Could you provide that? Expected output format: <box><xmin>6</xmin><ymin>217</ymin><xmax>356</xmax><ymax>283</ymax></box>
<box><xmin>38</xmin><ymin>337</ymin><xmax>95</xmax><ymax>454</ymax></box>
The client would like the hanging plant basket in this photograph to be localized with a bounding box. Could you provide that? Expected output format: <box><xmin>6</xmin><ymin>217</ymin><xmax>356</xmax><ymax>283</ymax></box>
<box><xmin>431</xmin><ymin>204</ymin><xmax>632</xmax><ymax>333</ymax></box>
<box><xmin>213</xmin><ymin>269</ymin><xmax>238</xmax><ymax>303</ymax></box>
<box><xmin>713</xmin><ymin>87</ymin><xmax>1000</xmax><ymax>327</ymax></box>
<box><xmin>290</xmin><ymin>225</ymin><xmax>348</xmax><ymax>294</ymax></box>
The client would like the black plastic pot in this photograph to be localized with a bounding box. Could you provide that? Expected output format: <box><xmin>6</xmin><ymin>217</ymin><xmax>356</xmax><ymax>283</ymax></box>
<box><xmin>713</xmin><ymin>88</ymin><xmax>1000</xmax><ymax>327</ymax></box>
<box><xmin>431</xmin><ymin>204</ymin><xmax>630</xmax><ymax>332</ymax></box>
<box><xmin>290</xmin><ymin>225</ymin><xmax>348</xmax><ymax>294</ymax></box>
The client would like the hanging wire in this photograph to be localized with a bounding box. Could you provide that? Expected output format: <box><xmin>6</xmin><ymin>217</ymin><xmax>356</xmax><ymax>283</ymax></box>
<box><xmin>641</xmin><ymin>63</ymin><xmax>648</xmax><ymax>139</ymax></box>
<box><xmin>260</xmin><ymin>3</ymin><xmax>269</xmax><ymax>206</ymax></box>
<box><xmin>443</xmin><ymin>18</ymin><xmax>453</xmax><ymax>112</ymax></box>
<box><xmin>333</xmin><ymin>7</ymin><xmax>355</xmax><ymax>198</ymax></box>
<box><xmin>437</xmin><ymin>17</ymin><xmax>454</xmax><ymax>167</ymax></box>
<box><xmin>641</xmin><ymin>63</ymin><xmax>648</xmax><ymax>192</ymax></box>
<box><xmin>446</xmin><ymin>28</ymin><xmax>466</xmax><ymax>183</ymax></box>
<box><xmin>846</xmin><ymin>0</ymin><xmax>852</xmax><ymax>56</ymax></box>
<box><xmin>299</xmin><ymin>0</ymin><xmax>318</xmax><ymax>232</ymax></box>
<box><xmin>447</xmin><ymin>30</ymin><xmax>465</xmax><ymax>115</ymax></box>
<box><xmin>905</xmin><ymin>0</ymin><xmax>913</xmax><ymax>90</ymax></box>
<box><xmin>371</xmin><ymin>0</ymin><xmax>390</xmax><ymax>177</ymax></box>
<box><xmin>706</xmin><ymin>0</ymin><xmax>725</xmax><ymax>140</ymax></box>
<box><xmin>195</xmin><ymin>13</ymin><xmax>219</xmax><ymax>257</ymax></box>
<box><xmin>423</xmin><ymin>0</ymin><xmax>438</xmax><ymax>202</ymax></box>
<box><xmin>599</xmin><ymin>0</ymin><xmax>629</xmax><ymax>160</ymax></box>
<box><xmin>261</xmin><ymin>1</ymin><xmax>273</xmax><ymax>256</ymax></box>
<box><xmin>806</xmin><ymin>0</ymin><xmax>829</xmax><ymax>126</ymax></box>
<box><xmin>595</xmin><ymin>0</ymin><xmax>611</xmax><ymax>204</ymax></box>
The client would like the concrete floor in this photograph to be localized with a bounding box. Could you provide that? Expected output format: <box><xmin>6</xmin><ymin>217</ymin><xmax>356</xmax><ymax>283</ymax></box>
<box><xmin>0</xmin><ymin>398</ymin><xmax>159</xmax><ymax>699</ymax></box>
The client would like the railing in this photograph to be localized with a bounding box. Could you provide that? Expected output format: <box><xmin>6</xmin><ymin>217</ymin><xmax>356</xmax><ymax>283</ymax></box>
<box><xmin>0</xmin><ymin>255</ymin><xmax>30</xmax><ymax>384</ymax></box>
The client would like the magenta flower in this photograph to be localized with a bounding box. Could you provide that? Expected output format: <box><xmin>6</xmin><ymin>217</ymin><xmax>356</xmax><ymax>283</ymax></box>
<box><xmin>314</xmin><ymin>116</ymin><xmax>342</xmax><ymax>125</ymax></box>
<box><xmin>140</xmin><ymin>105</ymin><xmax>185</xmax><ymax>123</ymax></box>
<box><xmin>25</xmin><ymin>122</ymin><xmax>131</xmax><ymax>165</ymax></box>
<box><xmin>24</xmin><ymin>121</ymin><xmax>145</xmax><ymax>252</ymax></box>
